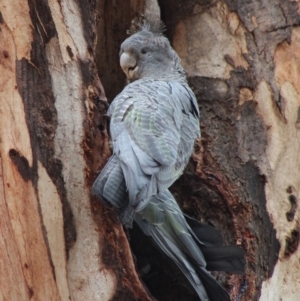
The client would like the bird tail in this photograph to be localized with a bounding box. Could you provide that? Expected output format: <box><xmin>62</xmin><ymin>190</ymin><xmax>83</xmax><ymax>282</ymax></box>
<box><xmin>185</xmin><ymin>214</ymin><xmax>245</xmax><ymax>274</ymax></box>
<box><xmin>149</xmin><ymin>225</ymin><xmax>231</xmax><ymax>301</ymax></box>
<box><xmin>135</xmin><ymin>190</ymin><xmax>245</xmax><ymax>301</ymax></box>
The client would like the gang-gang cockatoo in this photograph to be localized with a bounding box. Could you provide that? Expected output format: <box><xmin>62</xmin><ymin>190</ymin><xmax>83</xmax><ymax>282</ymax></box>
<box><xmin>93</xmin><ymin>17</ymin><xmax>245</xmax><ymax>301</ymax></box>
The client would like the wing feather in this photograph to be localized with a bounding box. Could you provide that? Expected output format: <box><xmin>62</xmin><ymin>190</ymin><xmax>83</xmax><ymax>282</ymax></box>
<box><xmin>109</xmin><ymin>79</ymin><xmax>200</xmax><ymax>222</ymax></box>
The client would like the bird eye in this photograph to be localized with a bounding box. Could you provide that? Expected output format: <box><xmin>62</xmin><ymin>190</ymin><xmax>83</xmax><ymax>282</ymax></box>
<box><xmin>140</xmin><ymin>48</ymin><xmax>147</xmax><ymax>54</ymax></box>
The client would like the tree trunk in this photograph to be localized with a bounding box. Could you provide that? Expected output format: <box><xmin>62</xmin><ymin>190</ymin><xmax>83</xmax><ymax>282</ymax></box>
<box><xmin>1</xmin><ymin>0</ymin><xmax>300</xmax><ymax>301</ymax></box>
<box><xmin>159</xmin><ymin>1</ymin><xmax>300</xmax><ymax>300</ymax></box>
<box><xmin>0</xmin><ymin>1</ymin><xmax>151</xmax><ymax>300</ymax></box>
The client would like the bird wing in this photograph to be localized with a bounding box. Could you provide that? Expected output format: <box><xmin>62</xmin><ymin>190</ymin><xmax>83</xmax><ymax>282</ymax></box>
<box><xmin>111</xmin><ymin>79</ymin><xmax>198</xmax><ymax>165</ymax></box>
<box><xmin>109</xmin><ymin>79</ymin><xmax>200</xmax><ymax>214</ymax></box>
<box><xmin>92</xmin><ymin>155</ymin><xmax>128</xmax><ymax>209</ymax></box>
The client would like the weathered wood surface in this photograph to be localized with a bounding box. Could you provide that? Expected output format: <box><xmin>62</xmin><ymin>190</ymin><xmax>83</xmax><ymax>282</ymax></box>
<box><xmin>159</xmin><ymin>1</ymin><xmax>300</xmax><ymax>300</ymax></box>
<box><xmin>0</xmin><ymin>0</ymin><xmax>152</xmax><ymax>300</ymax></box>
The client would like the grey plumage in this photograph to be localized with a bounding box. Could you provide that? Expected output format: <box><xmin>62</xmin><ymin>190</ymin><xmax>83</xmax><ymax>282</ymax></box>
<box><xmin>93</xmin><ymin>17</ymin><xmax>244</xmax><ymax>301</ymax></box>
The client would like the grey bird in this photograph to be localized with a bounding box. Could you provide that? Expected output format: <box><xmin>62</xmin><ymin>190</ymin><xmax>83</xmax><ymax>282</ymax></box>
<box><xmin>93</xmin><ymin>17</ymin><xmax>245</xmax><ymax>301</ymax></box>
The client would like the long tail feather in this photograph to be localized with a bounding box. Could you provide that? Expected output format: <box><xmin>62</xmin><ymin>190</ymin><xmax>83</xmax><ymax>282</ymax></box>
<box><xmin>135</xmin><ymin>190</ymin><xmax>243</xmax><ymax>301</ymax></box>
<box><xmin>184</xmin><ymin>214</ymin><xmax>223</xmax><ymax>247</ymax></box>
<box><xmin>195</xmin><ymin>266</ymin><xmax>231</xmax><ymax>301</ymax></box>
<box><xmin>135</xmin><ymin>216</ymin><xmax>211</xmax><ymax>301</ymax></box>
<box><xmin>185</xmin><ymin>214</ymin><xmax>245</xmax><ymax>274</ymax></box>
<box><xmin>202</xmin><ymin>246</ymin><xmax>245</xmax><ymax>274</ymax></box>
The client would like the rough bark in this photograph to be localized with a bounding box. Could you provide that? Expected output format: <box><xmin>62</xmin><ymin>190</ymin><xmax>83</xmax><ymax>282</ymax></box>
<box><xmin>0</xmin><ymin>1</ymin><xmax>151</xmax><ymax>300</ymax></box>
<box><xmin>160</xmin><ymin>0</ymin><xmax>300</xmax><ymax>300</ymax></box>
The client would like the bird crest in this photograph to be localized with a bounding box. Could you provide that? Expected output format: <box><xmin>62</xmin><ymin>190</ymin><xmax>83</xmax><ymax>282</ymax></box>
<box><xmin>127</xmin><ymin>15</ymin><xmax>166</xmax><ymax>36</ymax></box>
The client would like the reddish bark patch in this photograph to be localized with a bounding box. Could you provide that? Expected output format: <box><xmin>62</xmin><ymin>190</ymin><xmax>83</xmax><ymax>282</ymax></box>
<box><xmin>9</xmin><ymin>149</ymin><xmax>31</xmax><ymax>181</ymax></box>
<box><xmin>284</xmin><ymin>228</ymin><xmax>300</xmax><ymax>258</ymax></box>
<box><xmin>17</xmin><ymin>0</ymin><xmax>77</xmax><ymax>257</ymax></box>
<box><xmin>286</xmin><ymin>195</ymin><xmax>297</xmax><ymax>222</ymax></box>
<box><xmin>92</xmin><ymin>200</ymin><xmax>155</xmax><ymax>301</ymax></box>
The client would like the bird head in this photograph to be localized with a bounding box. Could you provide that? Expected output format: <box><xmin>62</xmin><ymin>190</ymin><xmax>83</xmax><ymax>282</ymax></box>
<box><xmin>119</xmin><ymin>17</ymin><xmax>185</xmax><ymax>82</ymax></box>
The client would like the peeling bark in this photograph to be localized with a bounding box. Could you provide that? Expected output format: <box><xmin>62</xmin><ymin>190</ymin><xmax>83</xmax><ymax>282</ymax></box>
<box><xmin>0</xmin><ymin>0</ymin><xmax>150</xmax><ymax>300</ymax></box>
<box><xmin>160</xmin><ymin>1</ymin><xmax>300</xmax><ymax>300</ymax></box>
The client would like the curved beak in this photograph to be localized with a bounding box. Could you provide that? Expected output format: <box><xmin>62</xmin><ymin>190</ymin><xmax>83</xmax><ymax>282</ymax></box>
<box><xmin>120</xmin><ymin>52</ymin><xmax>137</xmax><ymax>79</ymax></box>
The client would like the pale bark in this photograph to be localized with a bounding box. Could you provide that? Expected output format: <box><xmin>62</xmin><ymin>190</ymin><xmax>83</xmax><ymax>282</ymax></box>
<box><xmin>0</xmin><ymin>1</ymin><xmax>151</xmax><ymax>300</ymax></box>
<box><xmin>166</xmin><ymin>1</ymin><xmax>300</xmax><ymax>300</ymax></box>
